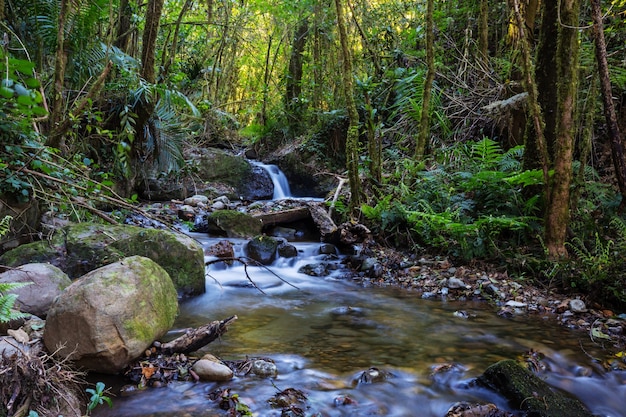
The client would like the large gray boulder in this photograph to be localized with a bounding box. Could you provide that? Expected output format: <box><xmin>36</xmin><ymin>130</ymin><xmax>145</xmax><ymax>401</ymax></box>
<box><xmin>0</xmin><ymin>263</ymin><xmax>71</xmax><ymax>317</ymax></box>
<box><xmin>43</xmin><ymin>256</ymin><xmax>178</xmax><ymax>374</ymax></box>
<box><xmin>0</xmin><ymin>222</ymin><xmax>205</xmax><ymax>297</ymax></box>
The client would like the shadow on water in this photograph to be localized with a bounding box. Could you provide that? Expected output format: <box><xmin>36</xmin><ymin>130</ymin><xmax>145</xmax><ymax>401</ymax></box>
<box><xmin>93</xmin><ymin>236</ymin><xmax>626</xmax><ymax>417</ymax></box>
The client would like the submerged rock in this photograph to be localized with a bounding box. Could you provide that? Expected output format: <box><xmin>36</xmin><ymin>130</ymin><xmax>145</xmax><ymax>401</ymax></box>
<box><xmin>477</xmin><ymin>359</ymin><xmax>594</xmax><ymax>417</ymax></box>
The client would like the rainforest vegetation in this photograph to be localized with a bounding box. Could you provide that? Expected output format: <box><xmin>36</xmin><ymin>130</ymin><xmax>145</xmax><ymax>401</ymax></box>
<box><xmin>1</xmin><ymin>0</ymin><xmax>626</xmax><ymax>309</ymax></box>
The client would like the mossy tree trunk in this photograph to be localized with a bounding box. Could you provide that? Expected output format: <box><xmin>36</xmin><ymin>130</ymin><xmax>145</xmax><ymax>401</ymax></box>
<box><xmin>285</xmin><ymin>18</ymin><xmax>309</xmax><ymax>135</ymax></box>
<box><xmin>46</xmin><ymin>0</ymin><xmax>70</xmax><ymax>151</ymax></box>
<box><xmin>334</xmin><ymin>0</ymin><xmax>361</xmax><ymax>212</ymax></box>
<box><xmin>591</xmin><ymin>0</ymin><xmax>626</xmax><ymax>211</ymax></box>
<box><xmin>544</xmin><ymin>0</ymin><xmax>579</xmax><ymax>258</ymax></box>
<box><xmin>130</xmin><ymin>0</ymin><xmax>165</xmax><ymax>192</ymax></box>
<box><xmin>478</xmin><ymin>0</ymin><xmax>488</xmax><ymax>64</ymax></box>
<box><xmin>114</xmin><ymin>0</ymin><xmax>133</xmax><ymax>53</ymax></box>
<box><xmin>415</xmin><ymin>0</ymin><xmax>434</xmax><ymax>160</ymax></box>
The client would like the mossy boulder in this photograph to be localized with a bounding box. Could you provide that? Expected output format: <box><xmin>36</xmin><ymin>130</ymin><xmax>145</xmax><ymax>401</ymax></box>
<box><xmin>206</xmin><ymin>210</ymin><xmax>263</xmax><ymax>238</ymax></box>
<box><xmin>477</xmin><ymin>359</ymin><xmax>594</xmax><ymax>417</ymax></box>
<box><xmin>0</xmin><ymin>223</ymin><xmax>205</xmax><ymax>297</ymax></box>
<box><xmin>43</xmin><ymin>256</ymin><xmax>178</xmax><ymax>374</ymax></box>
<box><xmin>246</xmin><ymin>235</ymin><xmax>280</xmax><ymax>265</ymax></box>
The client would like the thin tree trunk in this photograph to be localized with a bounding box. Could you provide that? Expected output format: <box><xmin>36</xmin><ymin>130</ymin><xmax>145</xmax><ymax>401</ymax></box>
<box><xmin>591</xmin><ymin>0</ymin><xmax>626</xmax><ymax>211</ymax></box>
<box><xmin>46</xmin><ymin>0</ymin><xmax>70</xmax><ymax>151</ymax></box>
<box><xmin>260</xmin><ymin>35</ymin><xmax>272</xmax><ymax>126</ymax></box>
<box><xmin>131</xmin><ymin>0</ymin><xmax>165</xmax><ymax>191</ymax></box>
<box><xmin>545</xmin><ymin>0</ymin><xmax>579</xmax><ymax>258</ymax></box>
<box><xmin>162</xmin><ymin>0</ymin><xmax>194</xmax><ymax>77</ymax></box>
<box><xmin>114</xmin><ymin>0</ymin><xmax>132</xmax><ymax>52</ymax></box>
<box><xmin>511</xmin><ymin>0</ymin><xmax>549</xmax><ymax>188</ymax></box>
<box><xmin>415</xmin><ymin>0</ymin><xmax>434</xmax><ymax>159</ymax></box>
<box><xmin>346</xmin><ymin>0</ymin><xmax>381</xmax><ymax>76</ymax></box>
<box><xmin>478</xmin><ymin>0</ymin><xmax>488</xmax><ymax>63</ymax></box>
<box><xmin>334</xmin><ymin>0</ymin><xmax>361</xmax><ymax>212</ymax></box>
<box><xmin>285</xmin><ymin>18</ymin><xmax>309</xmax><ymax>134</ymax></box>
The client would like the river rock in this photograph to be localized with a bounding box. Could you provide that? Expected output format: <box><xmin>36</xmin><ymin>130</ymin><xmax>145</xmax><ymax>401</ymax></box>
<box><xmin>569</xmin><ymin>298</ymin><xmax>587</xmax><ymax>313</ymax></box>
<box><xmin>446</xmin><ymin>277</ymin><xmax>467</xmax><ymax>289</ymax></box>
<box><xmin>246</xmin><ymin>235</ymin><xmax>280</xmax><ymax>265</ymax></box>
<box><xmin>192</xmin><ymin>359</ymin><xmax>234</xmax><ymax>381</ymax></box>
<box><xmin>204</xmin><ymin>210</ymin><xmax>263</xmax><ymax>238</ymax></box>
<box><xmin>252</xmin><ymin>359</ymin><xmax>278</xmax><ymax>377</ymax></box>
<box><xmin>0</xmin><ymin>263</ymin><xmax>71</xmax><ymax>317</ymax></box>
<box><xmin>477</xmin><ymin>359</ymin><xmax>594</xmax><ymax>417</ymax></box>
<box><xmin>277</xmin><ymin>241</ymin><xmax>298</xmax><ymax>258</ymax></box>
<box><xmin>0</xmin><ymin>223</ymin><xmax>205</xmax><ymax>297</ymax></box>
<box><xmin>43</xmin><ymin>256</ymin><xmax>178</xmax><ymax>374</ymax></box>
<box><xmin>184</xmin><ymin>195</ymin><xmax>209</xmax><ymax>206</ymax></box>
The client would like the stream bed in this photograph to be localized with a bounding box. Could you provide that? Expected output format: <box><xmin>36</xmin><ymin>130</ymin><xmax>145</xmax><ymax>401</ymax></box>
<box><xmin>93</xmin><ymin>235</ymin><xmax>626</xmax><ymax>417</ymax></box>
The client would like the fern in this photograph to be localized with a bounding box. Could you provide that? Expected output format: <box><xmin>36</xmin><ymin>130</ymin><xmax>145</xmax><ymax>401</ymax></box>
<box><xmin>0</xmin><ymin>282</ymin><xmax>32</xmax><ymax>323</ymax></box>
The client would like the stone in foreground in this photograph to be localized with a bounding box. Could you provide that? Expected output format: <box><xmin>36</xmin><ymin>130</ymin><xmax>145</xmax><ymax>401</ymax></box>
<box><xmin>44</xmin><ymin>256</ymin><xmax>178</xmax><ymax>374</ymax></box>
<box><xmin>477</xmin><ymin>359</ymin><xmax>593</xmax><ymax>417</ymax></box>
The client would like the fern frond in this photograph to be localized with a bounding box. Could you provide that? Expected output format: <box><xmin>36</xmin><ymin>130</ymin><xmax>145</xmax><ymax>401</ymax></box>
<box><xmin>0</xmin><ymin>215</ymin><xmax>12</xmax><ymax>237</ymax></box>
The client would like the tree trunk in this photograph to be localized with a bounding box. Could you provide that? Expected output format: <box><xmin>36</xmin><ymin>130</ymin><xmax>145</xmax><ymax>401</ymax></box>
<box><xmin>511</xmin><ymin>0</ymin><xmax>549</xmax><ymax>188</ymax></box>
<box><xmin>162</xmin><ymin>0</ymin><xmax>193</xmax><ymax>77</ymax></box>
<box><xmin>591</xmin><ymin>0</ymin><xmax>626</xmax><ymax>211</ymax></box>
<box><xmin>140</xmin><ymin>0</ymin><xmax>164</xmax><ymax>85</ymax></box>
<box><xmin>478</xmin><ymin>0</ymin><xmax>488</xmax><ymax>63</ymax></box>
<box><xmin>334</xmin><ymin>0</ymin><xmax>361</xmax><ymax>212</ymax></box>
<box><xmin>114</xmin><ymin>0</ymin><xmax>132</xmax><ymax>52</ymax></box>
<box><xmin>132</xmin><ymin>0</ymin><xmax>165</xmax><ymax>186</ymax></box>
<box><xmin>544</xmin><ymin>0</ymin><xmax>579</xmax><ymax>258</ymax></box>
<box><xmin>415</xmin><ymin>0</ymin><xmax>434</xmax><ymax>159</ymax></box>
<box><xmin>285</xmin><ymin>18</ymin><xmax>309</xmax><ymax>134</ymax></box>
<box><xmin>46</xmin><ymin>0</ymin><xmax>70</xmax><ymax>151</ymax></box>
<box><xmin>532</xmin><ymin>0</ymin><xmax>559</xmax><ymax>162</ymax></box>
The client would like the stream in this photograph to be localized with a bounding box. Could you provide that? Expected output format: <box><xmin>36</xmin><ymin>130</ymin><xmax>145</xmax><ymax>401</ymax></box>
<box><xmin>93</xmin><ymin>166</ymin><xmax>625</xmax><ymax>417</ymax></box>
<box><xmin>92</xmin><ymin>235</ymin><xmax>626</xmax><ymax>417</ymax></box>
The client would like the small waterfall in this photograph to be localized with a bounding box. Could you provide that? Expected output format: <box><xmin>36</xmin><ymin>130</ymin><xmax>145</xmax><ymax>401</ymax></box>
<box><xmin>254</xmin><ymin>162</ymin><xmax>292</xmax><ymax>200</ymax></box>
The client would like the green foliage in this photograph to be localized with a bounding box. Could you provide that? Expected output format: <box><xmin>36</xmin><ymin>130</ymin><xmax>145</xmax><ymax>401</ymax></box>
<box><xmin>0</xmin><ymin>215</ymin><xmax>33</xmax><ymax>324</ymax></box>
<box><xmin>86</xmin><ymin>381</ymin><xmax>113</xmax><ymax>414</ymax></box>
<box><xmin>362</xmin><ymin>138</ymin><xmax>542</xmax><ymax>260</ymax></box>
<box><xmin>563</xmin><ymin>217</ymin><xmax>626</xmax><ymax>308</ymax></box>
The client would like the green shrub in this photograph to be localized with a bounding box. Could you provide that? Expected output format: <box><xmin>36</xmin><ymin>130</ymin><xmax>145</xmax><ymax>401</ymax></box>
<box><xmin>362</xmin><ymin>138</ymin><xmax>543</xmax><ymax>260</ymax></box>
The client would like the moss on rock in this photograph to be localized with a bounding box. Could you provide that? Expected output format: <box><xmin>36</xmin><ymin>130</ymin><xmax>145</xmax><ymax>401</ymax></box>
<box><xmin>207</xmin><ymin>210</ymin><xmax>263</xmax><ymax>238</ymax></box>
<box><xmin>477</xmin><ymin>359</ymin><xmax>593</xmax><ymax>417</ymax></box>
<box><xmin>0</xmin><ymin>223</ymin><xmax>205</xmax><ymax>297</ymax></box>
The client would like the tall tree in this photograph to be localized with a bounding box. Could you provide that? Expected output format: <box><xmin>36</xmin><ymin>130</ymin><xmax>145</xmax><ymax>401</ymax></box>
<box><xmin>334</xmin><ymin>0</ymin><xmax>361</xmax><ymax>211</ymax></box>
<box><xmin>415</xmin><ymin>0</ymin><xmax>434</xmax><ymax>159</ymax></box>
<box><xmin>46</xmin><ymin>0</ymin><xmax>71</xmax><ymax>151</ymax></box>
<box><xmin>285</xmin><ymin>18</ymin><xmax>309</xmax><ymax>134</ymax></box>
<box><xmin>544</xmin><ymin>0</ymin><xmax>580</xmax><ymax>258</ymax></box>
<box><xmin>131</xmin><ymin>0</ymin><xmax>165</xmax><ymax>189</ymax></box>
<box><xmin>115</xmin><ymin>0</ymin><xmax>133</xmax><ymax>52</ymax></box>
<box><xmin>591</xmin><ymin>0</ymin><xmax>626</xmax><ymax>211</ymax></box>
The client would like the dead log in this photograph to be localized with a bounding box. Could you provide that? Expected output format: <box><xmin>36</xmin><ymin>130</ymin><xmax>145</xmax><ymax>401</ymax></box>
<box><xmin>252</xmin><ymin>207</ymin><xmax>310</xmax><ymax>226</ymax></box>
<box><xmin>159</xmin><ymin>315</ymin><xmax>237</xmax><ymax>355</ymax></box>
<box><xmin>306</xmin><ymin>202</ymin><xmax>338</xmax><ymax>241</ymax></box>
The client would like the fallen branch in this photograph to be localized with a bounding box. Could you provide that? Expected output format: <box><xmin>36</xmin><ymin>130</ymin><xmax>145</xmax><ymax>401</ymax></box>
<box><xmin>158</xmin><ymin>315</ymin><xmax>238</xmax><ymax>355</ymax></box>
<box><xmin>205</xmin><ymin>257</ymin><xmax>300</xmax><ymax>293</ymax></box>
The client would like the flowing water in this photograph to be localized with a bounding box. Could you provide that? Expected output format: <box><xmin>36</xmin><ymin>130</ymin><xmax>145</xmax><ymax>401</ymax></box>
<box><xmin>94</xmin><ymin>169</ymin><xmax>625</xmax><ymax>417</ymax></box>
<box><xmin>93</xmin><ymin>236</ymin><xmax>626</xmax><ymax>417</ymax></box>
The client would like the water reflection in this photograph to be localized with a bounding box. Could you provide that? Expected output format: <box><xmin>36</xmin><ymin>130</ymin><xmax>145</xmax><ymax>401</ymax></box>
<box><xmin>93</xmin><ymin>237</ymin><xmax>626</xmax><ymax>417</ymax></box>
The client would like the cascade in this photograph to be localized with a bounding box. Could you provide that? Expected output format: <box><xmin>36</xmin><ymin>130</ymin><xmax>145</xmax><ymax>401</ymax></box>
<box><xmin>253</xmin><ymin>161</ymin><xmax>292</xmax><ymax>200</ymax></box>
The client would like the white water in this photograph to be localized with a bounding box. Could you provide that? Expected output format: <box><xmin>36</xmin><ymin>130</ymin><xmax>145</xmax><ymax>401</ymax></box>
<box><xmin>252</xmin><ymin>161</ymin><xmax>292</xmax><ymax>200</ymax></box>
